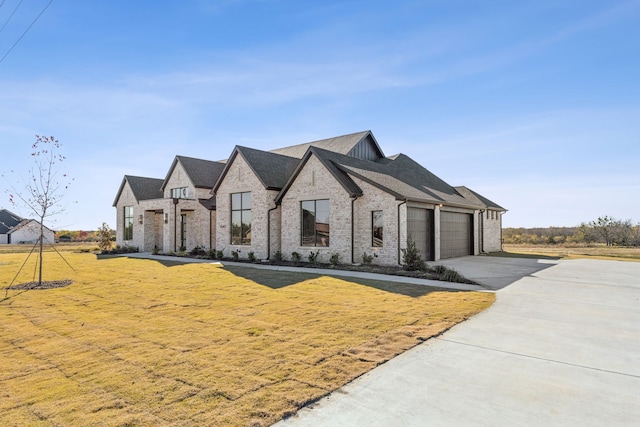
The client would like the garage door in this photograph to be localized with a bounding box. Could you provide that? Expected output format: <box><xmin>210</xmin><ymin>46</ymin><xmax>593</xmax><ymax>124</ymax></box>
<box><xmin>440</xmin><ymin>211</ymin><xmax>472</xmax><ymax>259</ymax></box>
<box><xmin>407</xmin><ymin>208</ymin><xmax>434</xmax><ymax>261</ymax></box>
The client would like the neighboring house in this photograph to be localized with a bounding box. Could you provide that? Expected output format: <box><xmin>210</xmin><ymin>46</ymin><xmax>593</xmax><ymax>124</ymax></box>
<box><xmin>0</xmin><ymin>209</ymin><xmax>55</xmax><ymax>244</ymax></box>
<box><xmin>113</xmin><ymin>131</ymin><xmax>506</xmax><ymax>264</ymax></box>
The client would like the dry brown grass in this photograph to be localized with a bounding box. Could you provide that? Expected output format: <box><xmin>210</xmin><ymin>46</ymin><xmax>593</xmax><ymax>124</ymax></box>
<box><xmin>0</xmin><ymin>251</ymin><xmax>494</xmax><ymax>426</ymax></box>
<box><xmin>502</xmin><ymin>244</ymin><xmax>640</xmax><ymax>261</ymax></box>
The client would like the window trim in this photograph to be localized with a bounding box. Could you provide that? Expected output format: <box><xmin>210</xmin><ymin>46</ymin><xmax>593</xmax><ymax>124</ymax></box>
<box><xmin>300</xmin><ymin>199</ymin><xmax>330</xmax><ymax>247</ymax></box>
<box><xmin>171</xmin><ymin>187</ymin><xmax>189</xmax><ymax>199</ymax></box>
<box><xmin>231</xmin><ymin>191</ymin><xmax>252</xmax><ymax>245</ymax></box>
<box><xmin>372</xmin><ymin>210</ymin><xmax>383</xmax><ymax>247</ymax></box>
<box><xmin>123</xmin><ymin>205</ymin><xmax>133</xmax><ymax>241</ymax></box>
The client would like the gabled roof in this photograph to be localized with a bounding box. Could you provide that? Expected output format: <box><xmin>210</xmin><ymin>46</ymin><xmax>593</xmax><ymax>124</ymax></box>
<box><xmin>0</xmin><ymin>208</ymin><xmax>23</xmax><ymax>234</ymax></box>
<box><xmin>275</xmin><ymin>147</ymin><xmax>364</xmax><ymax>203</ymax></box>
<box><xmin>9</xmin><ymin>219</ymin><xmax>54</xmax><ymax>235</ymax></box>
<box><xmin>276</xmin><ymin>147</ymin><xmax>489</xmax><ymax>209</ymax></box>
<box><xmin>454</xmin><ymin>186</ymin><xmax>506</xmax><ymax>211</ymax></box>
<box><xmin>269</xmin><ymin>130</ymin><xmax>384</xmax><ymax>160</ymax></box>
<box><xmin>212</xmin><ymin>146</ymin><xmax>300</xmax><ymax>193</ymax></box>
<box><xmin>112</xmin><ymin>175</ymin><xmax>164</xmax><ymax>207</ymax></box>
<box><xmin>161</xmin><ymin>155</ymin><xmax>226</xmax><ymax>190</ymax></box>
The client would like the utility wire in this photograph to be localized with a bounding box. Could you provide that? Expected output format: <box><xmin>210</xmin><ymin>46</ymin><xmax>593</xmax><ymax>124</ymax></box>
<box><xmin>0</xmin><ymin>0</ymin><xmax>53</xmax><ymax>64</ymax></box>
<box><xmin>0</xmin><ymin>0</ymin><xmax>24</xmax><ymax>32</ymax></box>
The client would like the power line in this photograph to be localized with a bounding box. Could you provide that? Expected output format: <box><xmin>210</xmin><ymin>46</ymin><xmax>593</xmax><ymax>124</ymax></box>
<box><xmin>0</xmin><ymin>0</ymin><xmax>53</xmax><ymax>65</ymax></box>
<box><xmin>0</xmin><ymin>0</ymin><xmax>24</xmax><ymax>33</ymax></box>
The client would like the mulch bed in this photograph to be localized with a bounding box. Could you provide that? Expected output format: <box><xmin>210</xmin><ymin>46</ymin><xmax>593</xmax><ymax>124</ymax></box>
<box><xmin>6</xmin><ymin>280</ymin><xmax>73</xmax><ymax>290</ymax></box>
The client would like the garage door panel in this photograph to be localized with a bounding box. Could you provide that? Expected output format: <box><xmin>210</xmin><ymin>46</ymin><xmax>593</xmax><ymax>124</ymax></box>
<box><xmin>407</xmin><ymin>208</ymin><xmax>434</xmax><ymax>261</ymax></box>
<box><xmin>440</xmin><ymin>212</ymin><xmax>472</xmax><ymax>259</ymax></box>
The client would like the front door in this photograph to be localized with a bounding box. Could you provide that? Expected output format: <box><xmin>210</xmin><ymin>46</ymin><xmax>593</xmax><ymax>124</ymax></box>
<box><xmin>180</xmin><ymin>214</ymin><xmax>187</xmax><ymax>250</ymax></box>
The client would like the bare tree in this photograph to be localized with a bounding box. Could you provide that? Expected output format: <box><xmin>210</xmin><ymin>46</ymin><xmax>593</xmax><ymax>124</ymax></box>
<box><xmin>5</xmin><ymin>135</ymin><xmax>73</xmax><ymax>286</ymax></box>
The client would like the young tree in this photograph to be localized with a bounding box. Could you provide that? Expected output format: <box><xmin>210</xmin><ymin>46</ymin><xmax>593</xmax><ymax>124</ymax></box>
<box><xmin>97</xmin><ymin>222</ymin><xmax>114</xmax><ymax>252</ymax></box>
<box><xmin>5</xmin><ymin>135</ymin><xmax>73</xmax><ymax>286</ymax></box>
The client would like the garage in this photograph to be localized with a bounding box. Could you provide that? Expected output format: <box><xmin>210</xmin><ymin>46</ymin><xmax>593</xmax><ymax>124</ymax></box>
<box><xmin>440</xmin><ymin>211</ymin><xmax>473</xmax><ymax>259</ymax></box>
<box><xmin>407</xmin><ymin>207</ymin><xmax>434</xmax><ymax>261</ymax></box>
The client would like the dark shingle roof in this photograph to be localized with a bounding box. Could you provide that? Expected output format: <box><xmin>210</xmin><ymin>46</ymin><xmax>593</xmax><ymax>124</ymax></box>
<box><xmin>212</xmin><ymin>146</ymin><xmax>301</xmax><ymax>193</ymax></box>
<box><xmin>112</xmin><ymin>176</ymin><xmax>164</xmax><ymax>206</ymax></box>
<box><xmin>276</xmin><ymin>146</ymin><xmax>488</xmax><ymax>209</ymax></box>
<box><xmin>175</xmin><ymin>156</ymin><xmax>227</xmax><ymax>189</ymax></box>
<box><xmin>237</xmin><ymin>147</ymin><xmax>301</xmax><ymax>190</ymax></box>
<box><xmin>269</xmin><ymin>130</ymin><xmax>374</xmax><ymax>158</ymax></box>
<box><xmin>454</xmin><ymin>186</ymin><xmax>505</xmax><ymax>211</ymax></box>
<box><xmin>0</xmin><ymin>209</ymin><xmax>23</xmax><ymax>234</ymax></box>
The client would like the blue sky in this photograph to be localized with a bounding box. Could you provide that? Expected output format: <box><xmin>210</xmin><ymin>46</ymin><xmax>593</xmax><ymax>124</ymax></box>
<box><xmin>1</xmin><ymin>0</ymin><xmax>639</xmax><ymax>230</ymax></box>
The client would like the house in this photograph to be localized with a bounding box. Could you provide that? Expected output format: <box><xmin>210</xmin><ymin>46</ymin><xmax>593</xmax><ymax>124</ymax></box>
<box><xmin>0</xmin><ymin>209</ymin><xmax>55</xmax><ymax>244</ymax></box>
<box><xmin>113</xmin><ymin>131</ymin><xmax>506</xmax><ymax>264</ymax></box>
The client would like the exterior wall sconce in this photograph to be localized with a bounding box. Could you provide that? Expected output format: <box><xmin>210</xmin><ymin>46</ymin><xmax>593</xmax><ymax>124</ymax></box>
<box><xmin>164</xmin><ymin>213</ymin><xmax>169</xmax><ymax>224</ymax></box>
<box><xmin>138</xmin><ymin>214</ymin><xmax>143</xmax><ymax>225</ymax></box>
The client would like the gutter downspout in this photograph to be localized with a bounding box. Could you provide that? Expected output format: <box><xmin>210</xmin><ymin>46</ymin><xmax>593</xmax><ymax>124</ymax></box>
<box><xmin>173</xmin><ymin>198</ymin><xmax>178</xmax><ymax>252</ymax></box>
<box><xmin>351</xmin><ymin>195</ymin><xmax>359</xmax><ymax>264</ymax></box>
<box><xmin>397</xmin><ymin>199</ymin><xmax>407</xmax><ymax>265</ymax></box>
<box><xmin>209</xmin><ymin>209</ymin><xmax>213</xmax><ymax>250</ymax></box>
<box><xmin>267</xmin><ymin>203</ymin><xmax>279</xmax><ymax>260</ymax></box>
<box><xmin>479</xmin><ymin>209</ymin><xmax>485</xmax><ymax>254</ymax></box>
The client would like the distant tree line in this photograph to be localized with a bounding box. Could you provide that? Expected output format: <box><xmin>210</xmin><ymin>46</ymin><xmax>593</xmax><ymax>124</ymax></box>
<box><xmin>504</xmin><ymin>216</ymin><xmax>640</xmax><ymax>246</ymax></box>
<box><xmin>55</xmin><ymin>228</ymin><xmax>115</xmax><ymax>243</ymax></box>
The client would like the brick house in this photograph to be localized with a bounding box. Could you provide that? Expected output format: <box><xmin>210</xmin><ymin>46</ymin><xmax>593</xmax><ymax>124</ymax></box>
<box><xmin>113</xmin><ymin>131</ymin><xmax>505</xmax><ymax>264</ymax></box>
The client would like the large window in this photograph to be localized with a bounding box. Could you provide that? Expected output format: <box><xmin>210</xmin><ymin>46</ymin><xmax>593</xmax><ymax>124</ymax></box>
<box><xmin>301</xmin><ymin>199</ymin><xmax>330</xmax><ymax>247</ymax></box>
<box><xmin>372</xmin><ymin>210</ymin><xmax>383</xmax><ymax>247</ymax></box>
<box><xmin>123</xmin><ymin>206</ymin><xmax>133</xmax><ymax>240</ymax></box>
<box><xmin>231</xmin><ymin>192</ymin><xmax>251</xmax><ymax>245</ymax></box>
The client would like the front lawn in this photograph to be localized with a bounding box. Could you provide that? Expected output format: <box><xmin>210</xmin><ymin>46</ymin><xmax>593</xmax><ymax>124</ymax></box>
<box><xmin>0</xmin><ymin>251</ymin><xmax>494</xmax><ymax>426</ymax></box>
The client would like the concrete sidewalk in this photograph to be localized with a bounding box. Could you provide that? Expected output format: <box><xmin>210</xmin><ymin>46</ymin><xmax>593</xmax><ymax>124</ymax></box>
<box><xmin>274</xmin><ymin>258</ymin><xmax>640</xmax><ymax>426</ymax></box>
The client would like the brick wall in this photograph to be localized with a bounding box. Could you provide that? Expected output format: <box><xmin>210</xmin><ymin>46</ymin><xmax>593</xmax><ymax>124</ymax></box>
<box><xmin>215</xmin><ymin>154</ymin><xmax>278</xmax><ymax>260</ymax></box>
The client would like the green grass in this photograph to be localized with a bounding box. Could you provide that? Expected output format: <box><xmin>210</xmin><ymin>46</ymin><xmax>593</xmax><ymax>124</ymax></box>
<box><xmin>501</xmin><ymin>244</ymin><xmax>640</xmax><ymax>262</ymax></box>
<box><xmin>0</xmin><ymin>251</ymin><xmax>494</xmax><ymax>426</ymax></box>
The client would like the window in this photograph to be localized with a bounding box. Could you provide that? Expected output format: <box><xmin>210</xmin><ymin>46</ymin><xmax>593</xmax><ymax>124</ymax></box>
<box><xmin>372</xmin><ymin>210</ymin><xmax>383</xmax><ymax>247</ymax></box>
<box><xmin>231</xmin><ymin>192</ymin><xmax>251</xmax><ymax>245</ymax></box>
<box><xmin>301</xmin><ymin>199</ymin><xmax>330</xmax><ymax>246</ymax></box>
<box><xmin>123</xmin><ymin>206</ymin><xmax>133</xmax><ymax>240</ymax></box>
<box><xmin>171</xmin><ymin>187</ymin><xmax>188</xmax><ymax>199</ymax></box>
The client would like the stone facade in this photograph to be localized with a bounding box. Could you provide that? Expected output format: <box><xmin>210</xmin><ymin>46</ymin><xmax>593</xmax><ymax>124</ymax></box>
<box><xmin>113</xmin><ymin>131</ymin><xmax>505</xmax><ymax>263</ymax></box>
<box><xmin>280</xmin><ymin>156</ymin><xmax>353</xmax><ymax>264</ymax></box>
<box><xmin>482</xmin><ymin>210</ymin><xmax>503</xmax><ymax>252</ymax></box>
<box><xmin>215</xmin><ymin>154</ymin><xmax>278</xmax><ymax>260</ymax></box>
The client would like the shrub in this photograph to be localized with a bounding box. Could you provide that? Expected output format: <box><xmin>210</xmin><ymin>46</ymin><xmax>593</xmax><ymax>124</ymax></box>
<box><xmin>190</xmin><ymin>246</ymin><xmax>206</xmax><ymax>256</ymax></box>
<box><xmin>248</xmin><ymin>251</ymin><xmax>256</xmax><ymax>262</ymax></box>
<box><xmin>179</xmin><ymin>245</ymin><xmax>187</xmax><ymax>253</ymax></box>
<box><xmin>231</xmin><ymin>250</ymin><xmax>240</xmax><ymax>261</ymax></box>
<box><xmin>96</xmin><ymin>222</ymin><xmax>113</xmax><ymax>252</ymax></box>
<box><xmin>362</xmin><ymin>252</ymin><xmax>374</xmax><ymax>265</ymax></box>
<box><xmin>329</xmin><ymin>252</ymin><xmax>341</xmax><ymax>267</ymax></box>
<box><xmin>102</xmin><ymin>245</ymin><xmax>139</xmax><ymax>255</ymax></box>
<box><xmin>207</xmin><ymin>249</ymin><xmax>217</xmax><ymax>259</ymax></box>
<box><xmin>401</xmin><ymin>237</ymin><xmax>426</xmax><ymax>271</ymax></box>
<box><xmin>308</xmin><ymin>250</ymin><xmax>320</xmax><ymax>265</ymax></box>
<box><xmin>291</xmin><ymin>251</ymin><xmax>301</xmax><ymax>262</ymax></box>
<box><xmin>216</xmin><ymin>249</ymin><xmax>224</xmax><ymax>259</ymax></box>
<box><xmin>432</xmin><ymin>264</ymin><xmax>447</xmax><ymax>275</ymax></box>
<box><xmin>273</xmin><ymin>251</ymin><xmax>283</xmax><ymax>262</ymax></box>
<box><xmin>440</xmin><ymin>267</ymin><xmax>464</xmax><ymax>283</ymax></box>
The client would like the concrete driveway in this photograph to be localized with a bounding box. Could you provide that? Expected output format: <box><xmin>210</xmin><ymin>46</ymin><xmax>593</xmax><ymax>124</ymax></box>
<box><xmin>274</xmin><ymin>257</ymin><xmax>640</xmax><ymax>426</ymax></box>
